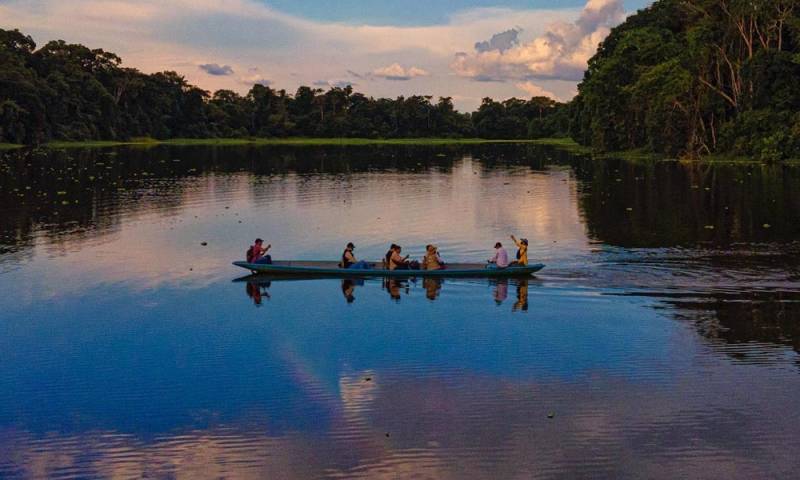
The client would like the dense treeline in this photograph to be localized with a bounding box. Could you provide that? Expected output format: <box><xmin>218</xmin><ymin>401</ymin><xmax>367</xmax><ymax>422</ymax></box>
<box><xmin>0</xmin><ymin>28</ymin><xmax>567</xmax><ymax>145</ymax></box>
<box><xmin>571</xmin><ymin>0</ymin><xmax>800</xmax><ymax>160</ymax></box>
<box><xmin>5</xmin><ymin>0</ymin><xmax>799</xmax><ymax>162</ymax></box>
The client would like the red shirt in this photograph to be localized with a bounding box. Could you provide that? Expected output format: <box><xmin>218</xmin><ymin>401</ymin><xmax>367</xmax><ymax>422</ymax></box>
<box><xmin>251</xmin><ymin>244</ymin><xmax>266</xmax><ymax>261</ymax></box>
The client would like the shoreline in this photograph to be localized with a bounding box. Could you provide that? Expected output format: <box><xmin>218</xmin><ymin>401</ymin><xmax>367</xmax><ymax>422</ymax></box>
<box><xmin>2</xmin><ymin>138</ymin><xmax>796</xmax><ymax>164</ymax></box>
<box><xmin>5</xmin><ymin>137</ymin><xmax>553</xmax><ymax>149</ymax></box>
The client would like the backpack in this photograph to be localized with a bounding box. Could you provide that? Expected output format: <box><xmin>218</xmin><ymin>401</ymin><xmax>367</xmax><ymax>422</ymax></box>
<box><xmin>246</xmin><ymin>246</ymin><xmax>255</xmax><ymax>263</ymax></box>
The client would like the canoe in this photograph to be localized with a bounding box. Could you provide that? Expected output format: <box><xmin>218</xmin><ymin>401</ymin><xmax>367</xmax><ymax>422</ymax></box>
<box><xmin>232</xmin><ymin>260</ymin><xmax>544</xmax><ymax>277</ymax></box>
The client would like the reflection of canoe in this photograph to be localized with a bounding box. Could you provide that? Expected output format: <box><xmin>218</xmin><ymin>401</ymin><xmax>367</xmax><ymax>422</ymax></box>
<box><xmin>233</xmin><ymin>260</ymin><xmax>544</xmax><ymax>277</ymax></box>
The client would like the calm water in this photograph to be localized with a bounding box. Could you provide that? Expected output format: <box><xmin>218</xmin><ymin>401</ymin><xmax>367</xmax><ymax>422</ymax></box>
<box><xmin>1</xmin><ymin>145</ymin><xmax>800</xmax><ymax>479</ymax></box>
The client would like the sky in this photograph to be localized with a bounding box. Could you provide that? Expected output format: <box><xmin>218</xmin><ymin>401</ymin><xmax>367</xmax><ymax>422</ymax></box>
<box><xmin>0</xmin><ymin>0</ymin><xmax>652</xmax><ymax>110</ymax></box>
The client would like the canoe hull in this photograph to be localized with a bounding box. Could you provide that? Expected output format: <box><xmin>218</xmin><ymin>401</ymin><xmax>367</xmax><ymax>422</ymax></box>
<box><xmin>232</xmin><ymin>260</ymin><xmax>544</xmax><ymax>278</ymax></box>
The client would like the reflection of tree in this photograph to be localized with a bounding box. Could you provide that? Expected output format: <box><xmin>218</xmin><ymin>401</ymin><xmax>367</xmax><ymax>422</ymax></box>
<box><xmin>670</xmin><ymin>291</ymin><xmax>800</xmax><ymax>364</ymax></box>
<box><xmin>1</xmin><ymin>144</ymin><xmax>549</xmax><ymax>262</ymax></box>
<box><xmin>574</xmin><ymin>157</ymin><xmax>800</xmax><ymax>247</ymax></box>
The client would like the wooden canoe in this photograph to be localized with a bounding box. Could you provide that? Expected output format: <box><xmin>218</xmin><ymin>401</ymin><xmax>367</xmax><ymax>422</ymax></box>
<box><xmin>232</xmin><ymin>260</ymin><xmax>544</xmax><ymax>277</ymax></box>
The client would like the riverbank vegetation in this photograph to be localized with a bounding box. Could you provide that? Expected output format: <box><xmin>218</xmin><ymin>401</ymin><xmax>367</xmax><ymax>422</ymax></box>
<box><xmin>571</xmin><ymin>0</ymin><xmax>800</xmax><ymax>162</ymax></box>
<box><xmin>42</xmin><ymin>137</ymin><xmax>551</xmax><ymax>148</ymax></box>
<box><xmin>1</xmin><ymin>0</ymin><xmax>798</xmax><ymax>162</ymax></box>
<box><xmin>0</xmin><ymin>27</ymin><xmax>567</xmax><ymax>146</ymax></box>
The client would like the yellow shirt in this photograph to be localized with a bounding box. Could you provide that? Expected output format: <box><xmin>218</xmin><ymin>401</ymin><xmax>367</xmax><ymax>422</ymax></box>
<box><xmin>423</xmin><ymin>253</ymin><xmax>442</xmax><ymax>270</ymax></box>
<box><xmin>514</xmin><ymin>240</ymin><xmax>528</xmax><ymax>266</ymax></box>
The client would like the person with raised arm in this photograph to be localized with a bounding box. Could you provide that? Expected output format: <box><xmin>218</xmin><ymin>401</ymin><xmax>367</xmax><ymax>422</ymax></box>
<box><xmin>510</xmin><ymin>235</ymin><xmax>528</xmax><ymax>266</ymax></box>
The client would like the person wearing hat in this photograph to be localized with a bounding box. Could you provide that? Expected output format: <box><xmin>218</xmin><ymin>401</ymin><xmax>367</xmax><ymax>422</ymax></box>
<box><xmin>422</xmin><ymin>244</ymin><xmax>444</xmax><ymax>270</ymax></box>
<box><xmin>488</xmin><ymin>241</ymin><xmax>509</xmax><ymax>268</ymax></box>
<box><xmin>341</xmin><ymin>242</ymin><xmax>370</xmax><ymax>269</ymax></box>
<box><xmin>510</xmin><ymin>234</ymin><xmax>528</xmax><ymax>266</ymax></box>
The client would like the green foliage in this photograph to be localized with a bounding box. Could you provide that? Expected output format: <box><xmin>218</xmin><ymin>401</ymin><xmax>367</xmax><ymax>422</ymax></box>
<box><xmin>0</xmin><ymin>28</ymin><xmax>566</xmax><ymax>144</ymax></box>
<box><xmin>569</xmin><ymin>0</ymin><xmax>800</xmax><ymax>161</ymax></box>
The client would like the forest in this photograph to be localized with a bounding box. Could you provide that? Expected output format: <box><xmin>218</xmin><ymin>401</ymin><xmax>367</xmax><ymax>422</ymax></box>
<box><xmin>1</xmin><ymin>0</ymin><xmax>799</xmax><ymax>160</ymax></box>
<box><xmin>572</xmin><ymin>0</ymin><xmax>800</xmax><ymax>160</ymax></box>
<box><xmin>0</xmin><ymin>28</ymin><xmax>566</xmax><ymax>145</ymax></box>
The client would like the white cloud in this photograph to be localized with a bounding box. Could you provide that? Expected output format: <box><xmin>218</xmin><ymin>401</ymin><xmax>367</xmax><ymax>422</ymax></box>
<box><xmin>451</xmin><ymin>0</ymin><xmax>625</xmax><ymax>82</ymax></box>
<box><xmin>372</xmin><ymin>63</ymin><xmax>430</xmax><ymax>81</ymax></box>
<box><xmin>515</xmin><ymin>81</ymin><xmax>558</xmax><ymax>100</ymax></box>
<box><xmin>238</xmin><ymin>73</ymin><xmax>272</xmax><ymax>87</ymax></box>
<box><xmin>0</xmin><ymin>0</ymin><xmax>622</xmax><ymax>109</ymax></box>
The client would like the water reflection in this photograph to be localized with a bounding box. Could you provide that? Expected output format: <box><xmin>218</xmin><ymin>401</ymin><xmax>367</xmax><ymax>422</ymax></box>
<box><xmin>662</xmin><ymin>290</ymin><xmax>800</xmax><ymax>363</ymax></box>
<box><xmin>240</xmin><ymin>276</ymin><xmax>532</xmax><ymax>312</ymax></box>
<box><xmin>3</xmin><ymin>144</ymin><xmax>800</xmax><ymax>478</ymax></box>
<box><xmin>573</xmin><ymin>157</ymin><xmax>800</xmax><ymax>247</ymax></box>
<box><xmin>423</xmin><ymin>277</ymin><xmax>442</xmax><ymax>301</ymax></box>
<box><xmin>246</xmin><ymin>280</ymin><xmax>271</xmax><ymax>306</ymax></box>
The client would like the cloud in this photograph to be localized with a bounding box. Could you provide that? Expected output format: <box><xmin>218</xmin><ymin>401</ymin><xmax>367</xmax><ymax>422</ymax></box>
<box><xmin>372</xmin><ymin>63</ymin><xmax>429</xmax><ymax>81</ymax></box>
<box><xmin>199</xmin><ymin>63</ymin><xmax>234</xmax><ymax>76</ymax></box>
<box><xmin>474</xmin><ymin>28</ymin><xmax>520</xmax><ymax>53</ymax></box>
<box><xmin>451</xmin><ymin>0</ymin><xmax>625</xmax><ymax>83</ymax></box>
<box><xmin>314</xmin><ymin>80</ymin><xmax>355</xmax><ymax>88</ymax></box>
<box><xmin>515</xmin><ymin>81</ymin><xmax>558</xmax><ymax>100</ymax></box>
<box><xmin>0</xmin><ymin>0</ymin><xmax>601</xmax><ymax>108</ymax></box>
<box><xmin>238</xmin><ymin>73</ymin><xmax>272</xmax><ymax>86</ymax></box>
<box><xmin>346</xmin><ymin>70</ymin><xmax>364</xmax><ymax>80</ymax></box>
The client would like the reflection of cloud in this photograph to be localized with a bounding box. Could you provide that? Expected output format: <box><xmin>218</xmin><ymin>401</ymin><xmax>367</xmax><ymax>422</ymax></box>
<box><xmin>198</xmin><ymin>63</ymin><xmax>234</xmax><ymax>76</ymax></box>
<box><xmin>3</xmin><ymin>368</ymin><xmax>797</xmax><ymax>479</ymax></box>
<box><xmin>372</xmin><ymin>63</ymin><xmax>429</xmax><ymax>81</ymax></box>
<box><xmin>451</xmin><ymin>0</ymin><xmax>625</xmax><ymax>82</ymax></box>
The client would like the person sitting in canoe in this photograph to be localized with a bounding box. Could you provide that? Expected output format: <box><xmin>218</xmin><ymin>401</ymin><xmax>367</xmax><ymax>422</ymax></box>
<box><xmin>510</xmin><ymin>235</ymin><xmax>528</xmax><ymax>266</ymax></box>
<box><xmin>388</xmin><ymin>245</ymin><xmax>411</xmax><ymax>270</ymax></box>
<box><xmin>340</xmin><ymin>242</ymin><xmax>371</xmax><ymax>269</ymax></box>
<box><xmin>422</xmin><ymin>244</ymin><xmax>445</xmax><ymax>270</ymax></box>
<box><xmin>488</xmin><ymin>242</ymin><xmax>509</xmax><ymax>269</ymax></box>
<box><xmin>246</xmin><ymin>238</ymin><xmax>272</xmax><ymax>264</ymax></box>
<box><xmin>384</xmin><ymin>244</ymin><xmax>398</xmax><ymax>269</ymax></box>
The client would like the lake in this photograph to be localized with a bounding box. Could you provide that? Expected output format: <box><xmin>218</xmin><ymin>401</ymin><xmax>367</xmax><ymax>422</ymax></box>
<box><xmin>1</xmin><ymin>144</ymin><xmax>800</xmax><ymax>479</ymax></box>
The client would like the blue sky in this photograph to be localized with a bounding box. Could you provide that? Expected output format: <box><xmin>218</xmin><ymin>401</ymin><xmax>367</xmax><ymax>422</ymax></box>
<box><xmin>263</xmin><ymin>0</ymin><xmax>651</xmax><ymax>25</ymax></box>
<box><xmin>0</xmin><ymin>0</ymin><xmax>654</xmax><ymax>110</ymax></box>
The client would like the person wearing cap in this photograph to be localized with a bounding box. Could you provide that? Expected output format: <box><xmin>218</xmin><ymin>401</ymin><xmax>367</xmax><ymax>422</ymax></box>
<box><xmin>422</xmin><ymin>244</ymin><xmax>444</xmax><ymax>270</ymax></box>
<box><xmin>488</xmin><ymin>242</ymin><xmax>509</xmax><ymax>268</ymax></box>
<box><xmin>340</xmin><ymin>242</ymin><xmax>370</xmax><ymax>269</ymax></box>
<box><xmin>510</xmin><ymin>234</ymin><xmax>528</xmax><ymax>266</ymax></box>
<box><xmin>247</xmin><ymin>238</ymin><xmax>272</xmax><ymax>264</ymax></box>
